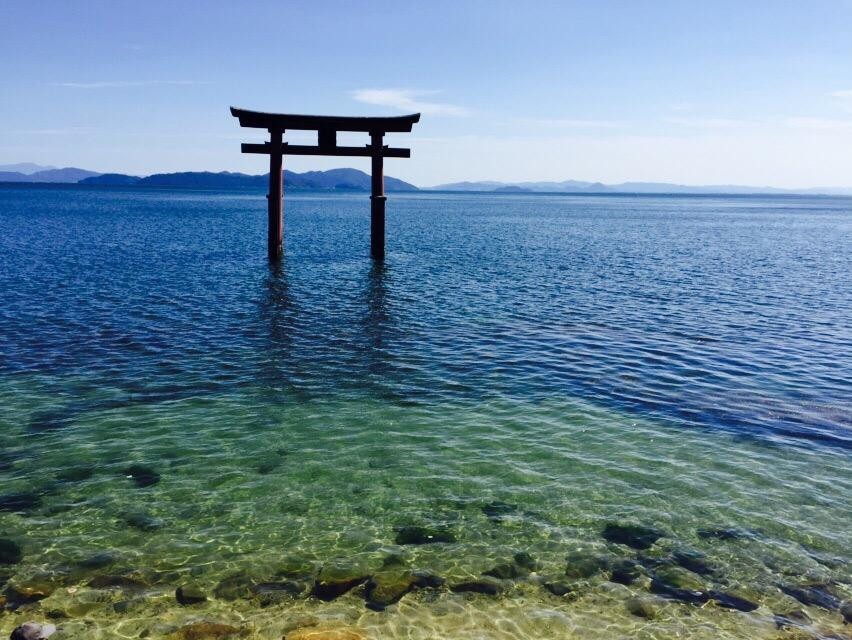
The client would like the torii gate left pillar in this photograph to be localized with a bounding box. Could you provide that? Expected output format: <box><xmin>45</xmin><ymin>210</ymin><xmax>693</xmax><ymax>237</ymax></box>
<box><xmin>231</xmin><ymin>107</ymin><xmax>420</xmax><ymax>261</ymax></box>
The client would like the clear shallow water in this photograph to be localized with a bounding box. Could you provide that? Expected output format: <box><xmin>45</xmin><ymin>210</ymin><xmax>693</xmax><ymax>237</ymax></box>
<box><xmin>0</xmin><ymin>185</ymin><xmax>850</xmax><ymax>639</ymax></box>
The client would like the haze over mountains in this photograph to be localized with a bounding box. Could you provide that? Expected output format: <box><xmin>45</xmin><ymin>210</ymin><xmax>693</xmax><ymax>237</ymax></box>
<box><xmin>1</xmin><ymin>163</ymin><xmax>850</xmax><ymax>195</ymax></box>
<box><xmin>430</xmin><ymin>179</ymin><xmax>852</xmax><ymax>196</ymax></box>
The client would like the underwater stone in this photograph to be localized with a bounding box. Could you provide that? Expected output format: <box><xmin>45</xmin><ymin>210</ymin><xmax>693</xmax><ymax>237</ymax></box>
<box><xmin>78</xmin><ymin>551</ymin><xmax>120</xmax><ymax>569</ymax></box>
<box><xmin>708</xmin><ymin>590</ymin><xmax>758</xmax><ymax>612</ymax></box>
<box><xmin>672</xmin><ymin>550</ymin><xmax>714</xmax><ymax>576</ymax></box>
<box><xmin>123</xmin><ymin>511</ymin><xmax>165</xmax><ymax>531</ymax></box>
<box><xmin>650</xmin><ymin>577</ymin><xmax>709</xmax><ymax>605</ymax></box>
<box><xmin>481</xmin><ymin>501</ymin><xmax>518</xmax><ymax>523</ymax></box>
<box><xmin>609</xmin><ymin>559</ymin><xmax>642</xmax><ymax>586</ymax></box>
<box><xmin>841</xmin><ymin>600</ymin><xmax>852</xmax><ymax>623</ymax></box>
<box><xmin>773</xmin><ymin>609</ymin><xmax>811</xmax><ymax>629</ymax></box>
<box><xmin>9</xmin><ymin>622</ymin><xmax>57</xmax><ymax>640</ymax></box>
<box><xmin>311</xmin><ymin>564</ymin><xmax>369</xmax><ymax>601</ymax></box>
<box><xmin>625</xmin><ymin>596</ymin><xmax>660</xmax><ymax>619</ymax></box>
<box><xmin>176</xmin><ymin>583</ymin><xmax>208</xmax><ymax>605</ymax></box>
<box><xmin>251</xmin><ymin>580</ymin><xmax>304</xmax><ymax>607</ymax></box>
<box><xmin>543</xmin><ymin>581</ymin><xmax>575</xmax><ymax>597</ymax></box>
<box><xmin>364</xmin><ymin>571</ymin><xmax>417</xmax><ymax>611</ymax></box>
<box><xmin>172</xmin><ymin>621</ymin><xmax>244</xmax><ymax>639</ymax></box>
<box><xmin>483</xmin><ymin>562</ymin><xmax>528</xmax><ymax>580</ymax></box>
<box><xmin>779</xmin><ymin>583</ymin><xmax>841</xmax><ymax>611</ymax></box>
<box><xmin>285</xmin><ymin>627</ymin><xmax>366</xmax><ymax>640</ymax></box>
<box><xmin>602</xmin><ymin>523</ymin><xmax>664</xmax><ymax>550</ymax></box>
<box><xmin>213</xmin><ymin>573</ymin><xmax>255</xmax><ymax>601</ymax></box>
<box><xmin>450</xmin><ymin>578</ymin><xmax>502</xmax><ymax>595</ymax></box>
<box><xmin>87</xmin><ymin>573</ymin><xmax>148</xmax><ymax>590</ymax></box>
<box><xmin>564</xmin><ymin>551</ymin><xmax>613</xmax><ymax>579</ymax></box>
<box><xmin>0</xmin><ymin>538</ymin><xmax>23</xmax><ymax>565</ymax></box>
<box><xmin>56</xmin><ymin>465</ymin><xmax>94</xmax><ymax>483</ymax></box>
<box><xmin>0</xmin><ymin>491</ymin><xmax>42</xmax><ymax>513</ymax></box>
<box><xmin>513</xmin><ymin>552</ymin><xmax>540</xmax><ymax>571</ymax></box>
<box><xmin>697</xmin><ymin>527</ymin><xmax>749</xmax><ymax>541</ymax></box>
<box><xmin>123</xmin><ymin>464</ymin><xmax>160</xmax><ymax>488</ymax></box>
<box><xmin>255</xmin><ymin>458</ymin><xmax>281</xmax><ymax>475</ymax></box>
<box><xmin>394</xmin><ymin>525</ymin><xmax>456</xmax><ymax>545</ymax></box>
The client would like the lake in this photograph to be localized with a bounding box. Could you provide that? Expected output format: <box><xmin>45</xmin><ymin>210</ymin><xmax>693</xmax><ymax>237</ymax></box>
<box><xmin>0</xmin><ymin>185</ymin><xmax>850</xmax><ymax>639</ymax></box>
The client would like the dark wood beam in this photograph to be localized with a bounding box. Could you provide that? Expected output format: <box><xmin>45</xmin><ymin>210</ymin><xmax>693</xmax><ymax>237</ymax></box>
<box><xmin>231</xmin><ymin>107</ymin><xmax>420</xmax><ymax>132</ymax></box>
<box><xmin>240</xmin><ymin>143</ymin><xmax>411</xmax><ymax>158</ymax></box>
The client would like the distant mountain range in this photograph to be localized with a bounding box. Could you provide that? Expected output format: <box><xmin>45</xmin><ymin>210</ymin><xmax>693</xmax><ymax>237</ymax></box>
<box><xmin>429</xmin><ymin>179</ymin><xmax>852</xmax><ymax>196</ymax></box>
<box><xmin>0</xmin><ymin>166</ymin><xmax>417</xmax><ymax>191</ymax></box>
<box><xmin>2</xmin><ymin>163</ymin><xmax>850</xmax><ymax>196</ymax></box>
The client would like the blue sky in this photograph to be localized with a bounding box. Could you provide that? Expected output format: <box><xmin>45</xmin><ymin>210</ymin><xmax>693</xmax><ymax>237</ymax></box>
<box><xmin>2</xmin><ymin>0</ymin><xmax>852</xmax><ymax>187</ymax></box>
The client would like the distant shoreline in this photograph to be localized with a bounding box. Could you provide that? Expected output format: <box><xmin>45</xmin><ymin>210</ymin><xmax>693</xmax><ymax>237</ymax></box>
<box><xmin>2</xmin><ymin>181</ymin><xmax>849</xmax><ymax>199</ymax></box>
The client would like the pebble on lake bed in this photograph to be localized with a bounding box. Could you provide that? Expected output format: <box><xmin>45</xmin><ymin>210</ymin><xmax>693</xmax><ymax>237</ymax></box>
<box><xmin>9</xmin><ymin>622</ymin><xmax>56</xmax><ymax>640</ymax></box>
<box><xmin>171</xmin><ymin>621</ymin><xmax>245</xmax><ymax>639</ymax></box>
<box><xmin>285</xmin><ymin>626</ymin><xmax>366</xmax><ymax>640</ymax></box>
<box><xmin>123</xmin><ymin>464</ymin><xmax>160</xmax><ymax>488</ymax></box>
<box><xmin>0</xmin><ymin>538</ymin><xmax>23</xmax><ymax>564</ymax></box>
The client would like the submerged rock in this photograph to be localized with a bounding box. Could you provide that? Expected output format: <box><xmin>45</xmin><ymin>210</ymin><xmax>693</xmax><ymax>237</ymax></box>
<box><xmin>87</xmin><ymin>573</ymin><xmax>148</xmax><ymax>590</ymax></box>
<box><xmin>697</xmin><ymin>527</ymin><xmax>750</xmax><ymax>541</ymax></box>
<box><xmin>650</xmin><ymin>568</ymin><xmax>709</xmax><ymax>605</ymax></box>
<box><xmin>841</xmin><ymin>600</ymin><xmax>852</xmax><ymax>624</ymax></box>
<box><xmin>0</xmin><ymin>491</ymin><xmax>42</xmax><ymax>513</ymax></box>
<box><xmin>123</xmin><ymin>464</ymin><xmax>160</xmax><ymax>488</ymax></box>
<box><xmin>626</xmin><ymin>596</ymin><xmax>660</xmax><ymax>619</ymax></box>
<box><xmin>672</xmin><ymin>550</ymin><xmax>714</xmax><ymax>576</ymax></box>
<box><xmin>77</xmin><ymin>551</ymin><xmax>120</xmax><ymax>569</ymax></box>
<box><xmin>56</xmin><ymin>465</ymin><xmax>94</xmax><ymax>483</ymax></box>
<box><xmin>176</xmin><ymin>583</ymin><xmax>208</xmax><ymax>605</ymax></box>
<box><xmin>543</xmin><ymin>581</ymin><xmax>575</xmax><ymax>597</ymax></box>
<box><xmin>481</xmin><ymin>501</ymin><xmax>519</xmax><ymax>523</ymax></box>
<box><xmin>172</xmin><ymin>621</ymin><xmax>244</xmax><ymax>639</ymax></box>
<box><xmin>449</xmin><ymin>578</ymin><xmax>502</xmax><ymax>595</ymax></box>
<box><xmin>709</xmin><ymin>590</ymin><xmax>759</xmax><ymax>612</ymax></box>
<box><xmin>9</xmin><ymin>622</ymin><xmax>57</xmax><ymax>640</ymax></box>
<box><xmin>779</xmin><ymin>583</ymin><xmax>842</xmax><ymax>611</ymax></box>
<box><xmin>0</xmin><ymin>538</ymin><xmax>22</xmax><ymax>565</ymax></box>
<box><xmin>213</xmin><ymin>573</ymin><xmax>255</xmax><ymax>601</ymax></box>
<box><xmin>602</xmin><ymin>523</ymin><xmax>664</xmax><ymax>550</ymax></box>
<box><xmin>773</xmin><ymin>609</ymin><xmax>812</xmax><ymax>629</ymax></box>
<box><xmin>483</xmin><ymin>562</ymin><xmax>528</xmax><ymax>580</ymax></box>
<box><xmin>255</xmin><ymin>458</ymin><xmax>281</xmax><ymax>475</ymax></box>
<box><xmin>123</xmin><ymin>511</ymin><xmax>165</xmax><ymax>531</ymax></box>
<box><xmin>285</xmin><ymin>627</ymin><xmax>365</xmax><ymax>640</ymax></box>
<box><xmin>609</xmin><ymin>559</ymin><xmax>642</xmax><ymax>586</ymax></box>
<box><xmin>364</xmin><ymin>570</ymin><xmax>445</xmax><ymax>611</ymax></box>
<box><xmin>513</xmin><ymin>552</ymin><xmax>540</xmax><ymax>571</ymax></box>
<box><xmin>565</xmin><ymin>551</ymin><xmax>613</xmax><ymax>579</ymax></box>
<box><xmin>394</xmin><ymin>525</ymin><xmax>455</xmax><ymax>545</ymax></box>
<box><xmin>311</xmin><ymin>563</ymin><xmax>369</xmax><ymax>601</ymax></box>
<box><xmin>251</xmin><ymin>580</ymin><xmax>304</xmax><ymax>607</ymax></box>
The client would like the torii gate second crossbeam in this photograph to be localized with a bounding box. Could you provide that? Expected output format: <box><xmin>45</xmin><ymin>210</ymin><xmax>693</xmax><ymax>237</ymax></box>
<box><xmin>230</xmin><ymin>107</ymin><xmax>420</xmax><ymax>260</ymax></box>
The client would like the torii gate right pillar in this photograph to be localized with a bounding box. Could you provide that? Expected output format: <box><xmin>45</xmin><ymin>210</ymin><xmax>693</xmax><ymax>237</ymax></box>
<box><xmin>370</xmin><ymin>131</ymin><xmax>386</xmax><ymax>260</ymax></box>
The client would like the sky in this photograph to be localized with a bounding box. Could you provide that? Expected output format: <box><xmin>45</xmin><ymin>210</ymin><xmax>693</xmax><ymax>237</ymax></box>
<box><xmin>2</xmin><ymin>0</ymin><xmax>852</xmax><ymax>188</ymax></box>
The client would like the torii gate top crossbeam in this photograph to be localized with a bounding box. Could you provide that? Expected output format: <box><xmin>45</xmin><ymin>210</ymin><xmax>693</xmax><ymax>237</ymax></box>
<box><xmin>230</xmin><ymin>107</ymin><xmax>420</xmax><ymax>132</ymax></box>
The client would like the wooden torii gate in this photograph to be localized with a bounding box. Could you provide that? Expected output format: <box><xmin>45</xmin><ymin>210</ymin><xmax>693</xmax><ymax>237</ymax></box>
<box><xmin>230</xmin><ymin>107</ymin><xmax>420</xmax><ymax>260</ymax></box>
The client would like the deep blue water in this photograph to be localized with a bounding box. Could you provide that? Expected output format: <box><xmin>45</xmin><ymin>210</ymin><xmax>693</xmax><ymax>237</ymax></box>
<box><xmin>1</xmin><ymin>185</ymin><xmax>850</xmax><ymax>449</ymax></box>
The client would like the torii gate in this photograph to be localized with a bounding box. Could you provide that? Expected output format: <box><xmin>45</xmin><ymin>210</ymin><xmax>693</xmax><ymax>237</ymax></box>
<box><xmin>230</xmin><ymin>107</ymin><xmax>420</xmax><ymax>260</ymax></box>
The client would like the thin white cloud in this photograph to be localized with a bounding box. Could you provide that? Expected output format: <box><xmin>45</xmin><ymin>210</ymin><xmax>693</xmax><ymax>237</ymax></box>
<box><xmin>783</xmin><ymin>116</ymin><xmax>852</xmax><ymax>131</ymax></box>
<box><xmin>526</xmin><ymin>118</ymin><xmax>627</xmax><ymax>129</ymax></box>
<box><xmin>664</xmin><ymin>117</ymin><xmax>754</xmax><ymax>128</ymax></box>
<box><xmin>51</xmin><ymin>80</ymin><xmax>208</xmax><ymax>88</ymax></box>
<box><xmin>829</xmin><ymin>89</ymin><xmax>852</xmax><ymax>110</ymax></box>
<box><xmin>352</xmin><ymin>89</ymin><xmax>468</xmax><ymax>116</ymax></box>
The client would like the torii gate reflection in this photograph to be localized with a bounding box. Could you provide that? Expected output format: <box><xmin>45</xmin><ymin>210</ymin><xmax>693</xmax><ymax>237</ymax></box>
<box><xmin>230</xmin><ymin>107</ymin><xmax>420</xmax><ymax>261</ymax></box>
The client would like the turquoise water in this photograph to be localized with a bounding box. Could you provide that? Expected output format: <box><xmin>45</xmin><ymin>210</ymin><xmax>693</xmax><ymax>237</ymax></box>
<box><xmin>0</xmin><ymin>186</ymin><xmax>850</xmax><ymax>639</ymax></box>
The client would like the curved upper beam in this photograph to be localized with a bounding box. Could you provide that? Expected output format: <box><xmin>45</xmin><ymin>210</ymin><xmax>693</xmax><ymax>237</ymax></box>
<box><xmin>230</xmin><ymin>107</ymin><xmax>420</xmax><ymax>133</ymax></box>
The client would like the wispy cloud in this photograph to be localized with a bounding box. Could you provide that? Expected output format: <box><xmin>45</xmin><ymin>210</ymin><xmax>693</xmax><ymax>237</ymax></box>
<box><xmin>2</xmin><ymin>126</ymin><xmax>96</xmax><ymax>135</ymax></box>
<box><xmin>829</xmin><ymin>89</ymin><xmax>852</xmax><ymax>110</ymax></box>
<box><xmin>663</xmin><ymin>117</ymin><xmax>754</xmax><ymax>128</ymax></box>
<box><xmin>51</xmin><ymin>80</ymin><xmax>208</xmax><ymax>88</ymax></box>
<box><xmin>526</xmin><ymin>118</ymin><xmax>627</xmax><ymax>129</ymax></box>
<box><xmin>352</xmin><ymin>89</ymin><xmax>468</xmax><ymax>116</ymax></box>
<box><xmin>783</xmin><ymin>116</ymin><xmax>852</xmax><ymax>131</ymax></box>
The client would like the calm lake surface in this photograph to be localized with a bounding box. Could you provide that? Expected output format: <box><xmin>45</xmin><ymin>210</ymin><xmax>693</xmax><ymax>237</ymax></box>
<box><xmin>0</xmin><ymin>185</ymin><xmax>850</xmax><ymax>639</ymax></box>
